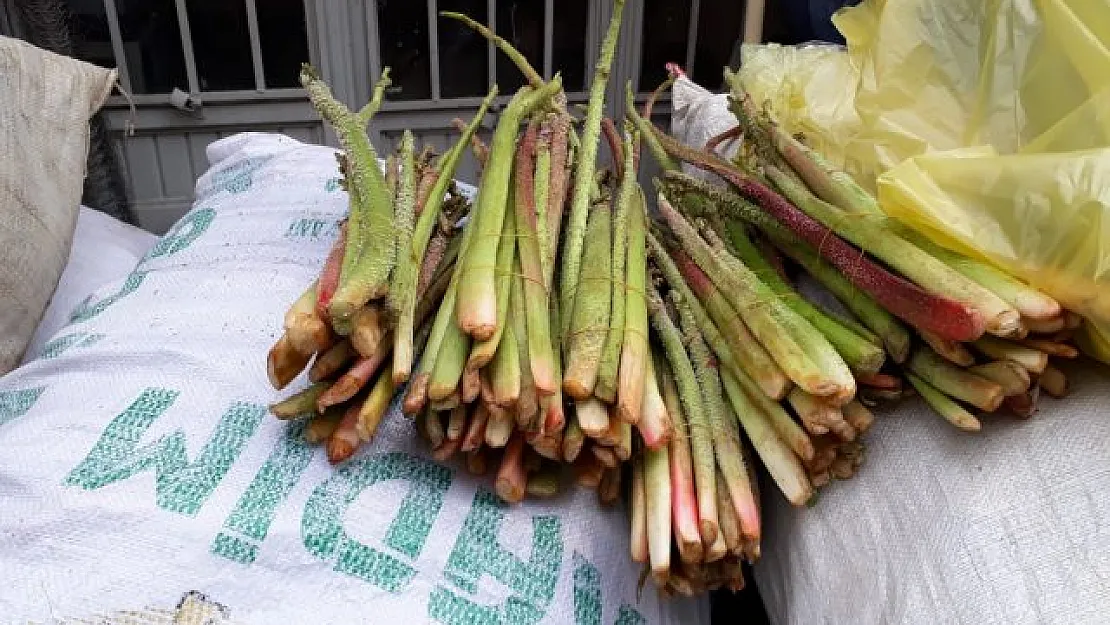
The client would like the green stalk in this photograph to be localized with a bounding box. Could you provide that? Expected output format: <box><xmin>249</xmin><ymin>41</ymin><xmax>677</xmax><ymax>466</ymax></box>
<box><xmin>595</xmin><ymin>128</ymin><xmax>638</xmax><ymax>402</ymax></box>
<box><xmin>301</xmin><ymin>66</ymin><xmax>395</xmax><ymax>319</ymax></box>
<box><xmin>661</xmin><ymin>172</ymin><xmax>915</xmax><ymax>361</ymax></box>
<box><xmin>655</xmin><ymin>348</ymin><xmax>704</xmax><ymax>564</ymax></box>
<box><xmin>646</xmin><ymin>231</ymin><xmax>789</xmax><ymax>401</ymax></box>
<box><xmin>971</xmin><ymin>336</ymin><xmax>1049</xmax><ymax>373</ymax></box>
<box><xmin>714</xmin><ymin>221</ymin><xmax>884</xmax><ymax>374</ymax></box>
<box><xmin>765</xmin><ymin>225</ymin><xmax>911</xmax><ymax>363</ymax></box>
<box><xmin>918</xmin><ymin>328</ymin><xmax>976</xmax><ymax>366</ymax></box>
<box><xmin>540</xmin><ymin>292</ymin><xmax>566</xmax><ymax>433</ymax></box>
<box><xmin>677</xmin><ymin>293</ymin><xmax>760</xmax><ymax>544</ymax></box>
<box><xmin>903</xmin><ymin>233</ymin><xmax>1061</xmax><ymax>321</ymax></box>
<box><xmin>720</xmin><ymin>369</ymin><xmax>813</xmax><ymax>506</ymax></box>
<box><xmin>907</xmin><ymin>347</ymin><xmax>1004</xmax><ymax>412</ymax></box>
<box><xmin>562</xmin><ymin>415</ymin><xmax>585</xmax><ymax>462</ymax></box>
<box><xmin>560</xmin><ymin>0</ymin><xmax>626</xmax><ymax>330</ymax></box>
<box><xmin>467</xmin><ymin>203</ymin><xmax>517</xmax><ymax>371</ymax></box>
<box><xmin>514</xmin><ymin>121</ymin><xmax>557</xmax><ymax>396</ymax></box>
<box><xmin>656</xmin><ymin>194</ymin><xmax>848</xmax><ymax>399</ymax></box>
<box><xmin>490</xmin><ymin>317</ymin><xmax>522</xmax><ymax>408</ymax></box>
<box><xmin>563</xmin><ymin>201</ymin><xmax>612</xmax><ymax>399</ymax></box>
<box><xmin>458</xmin><ymin>78</ymin><xmax>564</xmax><ymax>341</ymax></box>
<box><xmin>484</xmin><ymin>403</ymin><xmax>514</xmax><ymax>448</ymax></box>
<box><xmin>723</xmin><ymin>366</ymin><xmax>814</xmax><ymax>463</ymax></box>
<box><xmin>388</xmin><ymin>131</ymin><xmax>417</xmax><ymax>383</ymax></box>
<box><xmin>764</xmin><ymin>165</ymin><xmax>1020</xmax><ymax>337</ymax></box>
<box><xmin>630</xmin><ymin>451</ymin><xmax>648</xmax><ymax>563</ymax></box>
<box><xmin>647</xmin><ymin>283</ymin><xmax>718</xmax><ymax>544</ymax></box>
<box><xmin>969</xmin><ymin>361</ymin><xmax>1031</xmax><ymax>397</ymax></box>
<box><xmin>510</xmin><ymin>261</ymin><xmax>539</xmax><ymax>428</ymax></box>
<box><xmin>626</xmin><ymin>82</ymin><xmax>677</xmax><ymax>172</ymax></box>
<box><xmin>428</xmin><ymin>321</ymin><xmax>471</xmax><ymax>402</ymax></box>
<box><xmin>269</xmin><ymin>382</ymin><xmax>330</xmax><ymax>419</ymax></box>
<box><xmin>393</xmin><ymin>89</ymin><xmax>496</xmax><ymax>381</ymax></box>
<box><xmin>617</xmin><ymin>188</ymin><xmax>651</xmax><ymax>422</ymax></box>
<box><xmin>637</xmin><ymin>349</ymin><xmax>671</xmax><ymax>446</ymax></box>
<box><xmin>906</xmin><ymin>373</ymin><xmax>982</xmax><ymax>432</ymax></box>
<box><xmin>413</xmin><ymin>193</ymin><xmax>480</xmax><ymax>401</ymax></box>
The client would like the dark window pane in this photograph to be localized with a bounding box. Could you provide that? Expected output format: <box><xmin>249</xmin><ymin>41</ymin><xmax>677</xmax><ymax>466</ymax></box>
<box><xmin>494</xmin><ymin>0</ymin><xmax>544</xmax><ymax>94</ymax></box>
<box><xmin>378</xmin><ymin>0</ymin><xmax>431</xmax><ymax>101</ymax></box>
<box><xmin>552</xmin><ymin>0</ymin><xmax>587</xmax><ymax>91</ymax></box>
<box><xmin>68</xmin><ymin>0</ymin><xmax>115</xmax><ymax>70</ymax></box>
<box><xmin>692</xmin><ymin>0</ymin><xmax>744</xmax><ymax>90</ymax></box>
<box><xmin>639</xmin><ymin>0</ymin><xmax>690</xmax><ymax>90</ymax></box>
<box><xmin>257</xmin><ymin>0</ymin><xmax>310</xmax><ymax>89</ymax></box>
<box><xmin>438</xmin><ymin>0</ymin><xmax>488</xmax><ymax>98</ymax></box>
<box><xmin>186</xmin><ymin>0</ymin><xmax>255</xmax><ymax>91</ymax></box>
<box><xmin>77</xmin><ymin>0</ymin><xmax>189</xmax><ymax>94</ymax></box>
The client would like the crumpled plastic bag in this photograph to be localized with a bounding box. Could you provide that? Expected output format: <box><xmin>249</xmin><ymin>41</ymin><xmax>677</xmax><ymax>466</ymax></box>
<box><xmin>737</xmin><ymin>0</ymin><xmax>1110</xmax><ymax>362</ymax></box>
<box><xmin>736</xmin><ymin>42</ymin><xmax>859</xmax><ymax>172</ymax></box>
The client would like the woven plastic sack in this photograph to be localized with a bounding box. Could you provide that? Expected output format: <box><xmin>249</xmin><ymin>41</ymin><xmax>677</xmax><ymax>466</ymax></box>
<box><xmin>0</xmin><ymin>36</ymin><xmax>116</xmax><ymax>374</ymax></box>
<box><xmin>753</xmin><ymin>361</ymin><xmax>1110</xmax><ymax>625</ymax></box>
<box><xmin>0</xmin><ymin>132</ymin><xmax>710</xmax><ymax>625</ymax></box>
<box><xmin>23</xmin><ymin>206</ymin><xmax>158</xmax><ymax>365</ymax></box>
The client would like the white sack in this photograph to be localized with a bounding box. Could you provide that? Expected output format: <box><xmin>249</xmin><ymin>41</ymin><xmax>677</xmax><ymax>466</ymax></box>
<box><xmin>0</xmin><ymin>132</ymin><xmax>710</xmax><ymax>625</ymax></box>
<box><xmin>756</xmin><ymin>363</ymin><xmax>1110</xmax><ymax>625</ymax></box>
<box><xmin>23</xmin><ymin>206</ymin><xmax>159</xmax><ymax>364</ymax></box>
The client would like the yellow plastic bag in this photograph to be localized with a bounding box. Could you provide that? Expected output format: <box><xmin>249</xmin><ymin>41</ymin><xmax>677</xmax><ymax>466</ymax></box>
<box><xmin>742</xmin><ymin>0</ymin><xmax>1110</xmax><ymax>361</ymax></box>
<box><xmin>736</xmin><ymin>43</ymin><xmax>859</xmax><ymax>171</ymax></box>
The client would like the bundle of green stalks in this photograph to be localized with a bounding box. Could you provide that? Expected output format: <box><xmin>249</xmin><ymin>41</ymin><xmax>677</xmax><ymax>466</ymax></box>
<box><xmin>265</xmin><ymin>5</ymin><xmax>663</xmax><ymax>499</ymax></box>
<box><xmin>263</xmin><ymin>18</ymin><xmax>1084</xmax><ymax>600</ymax></box>
<box><xmin>639</xmin><ymin>64</ymin><xmax>1079</xmax><ymax>439</ymax></box>
<box><xmin>265</xmin><ymin>63</ymin><xmax>493</xmax><ymax>463</ymax></box>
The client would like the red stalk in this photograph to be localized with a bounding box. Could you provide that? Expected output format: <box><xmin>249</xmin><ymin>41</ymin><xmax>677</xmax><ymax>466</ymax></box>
<box><xmin>326</xmin><ymin>401</ymin><xmax>362</xmax><ymax>464</ymax></box>
<box><xmin>316</xmin><ymin>332</ymin><xmax>392</xmax><ymax>411</ymax></box>
<box><xmin>652</xmin><ymin>126</ymin><xmax>987</xmax><ymax>341</ymax></box>
<box><xmin>601</xmin><ymin>117</ymin><xmax>624</xmax><ymax>181</ymax></box>
<box><xmin>316</xmin><ymin>222</ymin><xmax>348</xmax><ymax>320</ymax></box>
<box><xmin>495</xmin><ymin>433</ymin><xmax>527</xmax><ymax>503</ymax></box>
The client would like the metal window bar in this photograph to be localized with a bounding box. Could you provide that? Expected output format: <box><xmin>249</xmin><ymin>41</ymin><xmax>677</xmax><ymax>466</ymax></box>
<box><xmin>543</xmin><ymin>0</ymin><xmax>553</xmax><ymax>80</ymax></box>
<box><xmin>427</xmin><ymin>0</ymin><xmax>441</xmax><ymax>100</ymax></box>
<box><xmin>101</xmin><ymin>0</ymin><xmax>131</xmax><ymax>94</ymax></box>
<box><xmin>487</xmin><ymin>0</ymin><xmax>497</xmax><ymax>90</ymax></box>
<box><xmin>244</xmin><ymin>0</ymin><xmax>267</xmax><ymax>91</ymax></box>
<box><xmin>173</xmin><ymin>0</ymin><xmax>201</xmax><ymax>94</ymax></box>
<box><xmin>684</xmin><ymin>0</ymin><xmax>701</xmax><ymax>76</ymax></box>
<box><xmin>365</xmin><ymin>1</ymin><xmax>382</xmax><ymax>81</ymax></box>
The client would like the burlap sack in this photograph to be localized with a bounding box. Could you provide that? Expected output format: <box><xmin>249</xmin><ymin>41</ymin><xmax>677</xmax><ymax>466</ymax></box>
<box><xmin>0</xmin><ymin>36</ymin><xmax>116</xmax><ymax>373</ymax></box>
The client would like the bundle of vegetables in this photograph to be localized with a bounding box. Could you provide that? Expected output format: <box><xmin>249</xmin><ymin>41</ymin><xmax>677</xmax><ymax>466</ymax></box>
<box><xmin>263</xmin><ymin>3</ymin><xmax>1083</xmax><ymax>600</ymax></box>
<box><xmin>638</xmin><ymin>65</ymin><xmax>1078</xmax><ymax>436</ymax></box>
